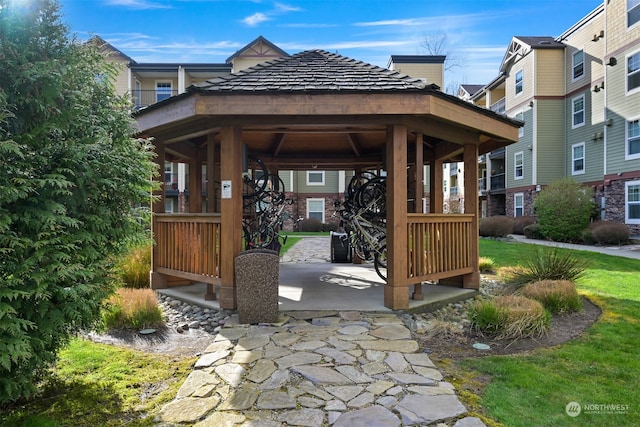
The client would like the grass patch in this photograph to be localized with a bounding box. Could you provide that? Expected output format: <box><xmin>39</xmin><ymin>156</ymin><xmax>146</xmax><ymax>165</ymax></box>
<box><xmin>522</xmin><ymin>280</ymin><xmax>582</xmax><ymax>314</ymax></box>
<box><xmin>279</xmin><ymin>235</ymin><xmax>302</xmax><ymax>255</ymax></box>
<box><xmin>469</xmin><ymin>295</ymin><xmax>549</xmax><ymax>339</ymax></box>
<box><xmin>456</xmin><ymin>240</ymin><xmax>640</xmax><ymax>426</ymax></box>
<box><xmin>102</xmin><ymin>288</ymin><xmax>164</xmax><ymax>330</ymax></box>
<box><xmin>1</xmin><ymin>339</ymin><xmax>196</xmax><ymax>427</ymax></box>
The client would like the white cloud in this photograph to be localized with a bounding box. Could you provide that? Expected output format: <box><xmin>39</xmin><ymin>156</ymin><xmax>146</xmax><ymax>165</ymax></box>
<box><xmin>275</xmin><ymin>2</ymin><xmax>302</xmax><ymax>12</ymax></box>
<box><xmin>104</xmin><ymin>0</ymin><xmax>172</xmax><ymax>10</ymax></box>
<box><xmin>243</xmin><ymin>12</ymin><xmax>270</xmax><ymax>26</ymax></box>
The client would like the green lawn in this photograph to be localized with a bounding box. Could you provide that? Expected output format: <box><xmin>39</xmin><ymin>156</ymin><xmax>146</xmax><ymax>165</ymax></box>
<box><xmin>456</xmin><ymin>239</ymin><xmax>640</xmax><ymax>427</ymax></box>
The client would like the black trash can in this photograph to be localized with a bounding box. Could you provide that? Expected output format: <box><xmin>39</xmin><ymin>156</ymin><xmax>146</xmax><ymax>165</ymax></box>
<box><xmin>330</xmin><ymin>231</ymin><xmax>352</xmax><ymax>263</ymax></box>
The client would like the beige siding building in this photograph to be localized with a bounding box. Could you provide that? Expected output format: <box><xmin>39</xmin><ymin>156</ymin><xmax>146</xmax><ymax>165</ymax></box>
<box><xmin>470</xmin><ymin>1</ymin><xmax>640</xmax><ymax>234</ymax></box>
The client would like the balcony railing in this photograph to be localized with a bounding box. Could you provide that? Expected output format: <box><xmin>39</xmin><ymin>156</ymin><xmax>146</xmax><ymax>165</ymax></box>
<box><xmin>490</xmin><ymin>98</ymin><xmax>506</xmax><ymax>114</ymax></box>
<box><xmin>133</xmin><ymin>90</ymin><xmax>179</xmax><ymax>109</ymax></box>
<box><xmin>407</xmin><ymin>214</ymin><xmax>474</xmax><ymax>283</ymax></box>
<box><xmin>490</xmin><ymin>173</ymin><xmax>505</xmax><ymax>190</ymax></box>
<box><xmin>478</xmin><ymin>177</ymin><xmax>487</xmax><ymax>192</ymax></box>
<box><xmin>152</xmin><ymin>214</ymin><xmax>221</xmax><ymax>284</ymax></box>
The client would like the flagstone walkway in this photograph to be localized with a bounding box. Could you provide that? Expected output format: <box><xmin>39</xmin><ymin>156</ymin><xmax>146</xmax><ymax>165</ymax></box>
<box><xmin>155</xmin><ymin>309</ymin><xmax>485</xmax><ymax>426</ymax></box>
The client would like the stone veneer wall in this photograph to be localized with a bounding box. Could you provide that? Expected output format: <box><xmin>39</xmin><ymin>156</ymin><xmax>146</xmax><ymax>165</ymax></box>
<box><xmin>504</xmin><ymin>189</ymin><xmax>537</xmax><ymax>218</ymax></box>
<box><xmin>598</xmin><ymin>178</ymin><xmax>640</xmax><ymax>235</ymax></box>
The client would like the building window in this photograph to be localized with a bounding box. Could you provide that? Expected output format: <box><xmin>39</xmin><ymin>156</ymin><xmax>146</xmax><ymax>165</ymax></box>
<box><xmin>572</xmin><ymin>142</ymin><xmax>585</xmax><ymax>175</ymax></box>
<box><xmin>572</xmin><ymin>50</ymin><xmax>585</xmax><ymax>80</ymax></box>
<box><xmin>626</xmin><ymin>180</ymin><xmax>640</xmax><ymax>224</ymax></box>
<box><xmin>514</xmin><ymin>193</ymin><xmax>524</xmax><ymax>217</ymax></box>
<box><xmin>629</xmin><ymin>0</ymin><xmax>640</xmax><ymax>28</ymax></box>
<box><xmin>628</xmin><ymin>51</ymin><xmax>640</xmax><ymax>93</ymax></box>
<box><xmin>514</xmin><ymin>151</ymin><xmax>524</xmax><ymax>180</ymax></box>
<box><xmin>515</xmin><ymin>112</ymin><xmax>524</xmax><ymax>138</ymax></box>
<box><xmin>572</xmin><ymin>95</ymin><xmax>585</xmax><ymax>128</ymax></box>
<box><xmin>306</xmin><ymin>170</ymin><xmax>325</xmax><ymax>185</ymax></box>
<box><xmin>627</xmin><ymin>118</ymin><xmax>640</xmax><ymax>159</ymax></box>
<box><xmin>515</xmin><ymin>70</ymin><xmax>523</xmax><ymax>95</ymax></box>
<box><xmin>165</xmin><ymin>162</ymin><xmax>174</xmax><ymax>184</ymax></box>
<box><xmin>156</xmin><ymin>81</ymin><xmax>172</xmax><ymax>102</ymax></box>
<box><xmin>307</xmin><ymin>198</ymin><xmax>325</xmax><ymax>222</ymax></box>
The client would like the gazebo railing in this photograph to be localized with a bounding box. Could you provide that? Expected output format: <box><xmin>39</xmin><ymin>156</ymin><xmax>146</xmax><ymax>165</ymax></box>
<box><xmin>153</xmin><ymin>213</ymin><xmax>221</xmax><ymax>284</ymax></box>
<box><xmin>406</xmin><ymin>213</ymin><xmax>474</xmax><ymax>283</ymax></box>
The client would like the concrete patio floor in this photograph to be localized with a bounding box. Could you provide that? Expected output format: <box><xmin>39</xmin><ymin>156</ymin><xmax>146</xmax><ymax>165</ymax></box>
<box><xmin>156</xmin><ymin>262</ymin><xmax>477</xmax><ymax>313</ymax></box>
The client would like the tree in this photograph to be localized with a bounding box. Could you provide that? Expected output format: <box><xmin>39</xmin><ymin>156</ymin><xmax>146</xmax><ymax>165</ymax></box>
<box><xmin>533</xmin><ymin>178</ymin><xmax>595</xmax><ymax>242</ymax></box>
<box><xmin>420</xmin><ymin>31</ymin><xmax>463</xmax><ymax>95</ymax></box>
<box><xmin>0</xmin><ymin>0</ymin><xmax>156</xmax><ymax>403</ymax></box>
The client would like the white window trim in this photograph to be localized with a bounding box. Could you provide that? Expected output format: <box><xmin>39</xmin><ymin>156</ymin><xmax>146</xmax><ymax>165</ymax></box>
<box><xmin>515</xmin><ymin>112</ymin><xmax>524</xmax><ymax>138</ymax></box>
<box><xmin>626</xmin><ymin>49</ymin><xmax>640</xmax><ymax>95</ymax></box>
<box><xmin>514</xmin><ymin>151</ymin><xmax>524</xmax><ymax>180</ymax></box>
<box><xmin>306</xmin><ymin>198</ymin><xmax>325</xmax><ymax>223</ymax></box>
<box><xmin>626</xmin><ymin>115</ymin><xmax>640</xmax><ymax>160</ymax></box>
<box><xmin>155</xmin><ymin>80</ymin><xmax>173</xmax><ymax>102</ymax></box>
<box><xmin>626</xmin><ymin>180</ymin><xmax>640</xmax><ymax>224</ymax></box>
<box><xmin>572</xmin><ymin>49</ymin><xmax>585</xmax><ymax>82</ymax></box>
<box><xmin>571</xmin><ymin>94</ymin><xmax>585</xmax><ymax>129</ymax></box>
<box><xmin>514</xmin><ymin>192</ymin><xmax>524</xmax><ymax>217</ymax></box>
<box><xmin>306</xmin><ymin>170</ymin><xmax>325</xmax><ymax>185</ymax></box>
<box><xmin>629</xmin><ymin>0</ymin><xmax>640</xmax><ymax>29</ymax></box>
<box><xmin>514</xmin><ymin>69</ymin><xmax>523</xmax><ymax>96</ymax></box>
<box><xmin>571</xmin><ymin>142</ymin><xmax>586</xmax><ymax>175</ymax></box>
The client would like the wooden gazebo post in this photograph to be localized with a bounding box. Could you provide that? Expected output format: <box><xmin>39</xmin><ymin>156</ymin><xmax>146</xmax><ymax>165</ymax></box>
<box><xmin>219</xmin><ymin>125</ymin><xmax>243</xmax><ymax>309</ymax></box>
<box><xmin>385</xmin><ymin>124</ymin><xmax>409</xmax><ymax>310</ymax></box>
<box><xmin>463</xmin><ymin>142</ymin><xmax>480</xmax><ymax>289</ymax></box>
<box><xmin>412</xmin><ymin>133</ymin><xmax>424</xmax><ymax>301</ymax></box>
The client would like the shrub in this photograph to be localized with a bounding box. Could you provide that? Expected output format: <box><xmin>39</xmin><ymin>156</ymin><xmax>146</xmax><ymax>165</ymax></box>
<box><xmin>534</xmin><ymin>178</ymin><xmax>594</xmax><ymax>242</ymax></box>
<box><xmin>503</xmin><ymin>247</ymin><xmax>587</xmax><ymax>286</ymax></box>
<box><xmin>513</xmin><ymin>216</ymin><xmax>536</xmax><ymax>235</ymax></box>
<box><xmin>581</xmin><ymin>228</ymin><xmax>595</xmax><ymax>245</ymax></box>
<box><xmin>479</xmin><ymin>216</ymin><xmax>514</xmax><ymax>237</ymax></box>
<box><xmin>102</xmin><ymin>288</ymin><xmax>164</xmax><ymax>330</ymax></box>
<box><xmin>322</xmin><ymin>221</ymin><xmax>340</xmax><ymax>232</ymax></box>
<box><xmin>0</xmin><ymin>1</ymin><xmax>156</xmax><ymax>404</ymax></box>
<box><xmin>479</xmin><ymin>257</ymin><xmax>495</xmax><ymax>272</ymax></box>
<box><xmin>469</xmin><ymin>295</ymin><xmax>550</xmax><ymax>339</ymax></box>
<box><xmin>522</xmin><ymin>280</ymin><xmax>582</xmax><ymax>314</ymax></box>
<box><xmin>298</xmin><ymin>218</ymin><xmax>323</xmax><ymax>232</ymax></box>
<box><xmin>115</xmin><ymin>241</ymin><xmax>152</xmax><ymax>289</ymax></box>
<box><xmin>589</xmin><ymin>221</ymin><xmax>630</xmax><ymax>245</ymax></box>
<box><xmin>523</xmin><ymin>223</ymin><xmax>544</xmax><ymax>239</ymax></box>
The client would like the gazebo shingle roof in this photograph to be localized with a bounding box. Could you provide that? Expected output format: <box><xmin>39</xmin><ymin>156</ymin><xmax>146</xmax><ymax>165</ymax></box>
<box><xmin>192</xmin><ymin>50</ymin><xmax>435</xmax><ymax>93</ymax></box>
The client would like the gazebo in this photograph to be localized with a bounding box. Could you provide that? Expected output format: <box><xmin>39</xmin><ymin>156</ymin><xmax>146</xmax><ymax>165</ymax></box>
<box><xmin>135</xmin><ymin>50</ymin><xmax>520</xmax><ymax>310</ymax></box>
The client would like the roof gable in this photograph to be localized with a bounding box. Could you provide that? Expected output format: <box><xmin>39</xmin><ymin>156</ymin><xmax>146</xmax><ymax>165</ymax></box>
<box><xmin>225</xmin><ymin>35</ymin><xmax>289</xmax><ymax>64</ymax></box>
<box><xmin>500</xmin><ymin>36</ymin><xmax>564</xmax><ymax>72</ymax></box>
<box><xmin>195</xmin><ymin>49</ymin><xmax>432</xmax><ymax>93</ymax></box>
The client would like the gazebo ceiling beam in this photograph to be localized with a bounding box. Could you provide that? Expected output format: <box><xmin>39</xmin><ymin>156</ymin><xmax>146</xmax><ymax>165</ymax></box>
<box><xmin>165</xmin><ymin>140</ymin><xmax>200</xmax><ymax>160</ymax></box>
<box><xmin>346</xmin><ymin>133</ymin><xmax>362</xmax><ymax>157</ymax></box>
<box><xmin>271</xmin><ymin>133</ymin><xmax>287</xmax><ymax>157</ymax></box>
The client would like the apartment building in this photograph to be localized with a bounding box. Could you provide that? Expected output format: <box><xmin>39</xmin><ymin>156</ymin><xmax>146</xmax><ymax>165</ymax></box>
<box><xmin>467</xmin><ymin>0</ymin><xmax>640</xmax><ymax>234</ymax></box>
<box><xmin>99</xmin><ymin>36</ymin><xmax>445</xmax><ymax>226</ymax></box>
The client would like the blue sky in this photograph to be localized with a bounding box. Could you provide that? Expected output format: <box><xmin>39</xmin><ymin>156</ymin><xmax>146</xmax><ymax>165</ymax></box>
<box><xmin>60</xmin><ymin>0</ymin><xmax>603</xmax><ymax>89</ymax></box>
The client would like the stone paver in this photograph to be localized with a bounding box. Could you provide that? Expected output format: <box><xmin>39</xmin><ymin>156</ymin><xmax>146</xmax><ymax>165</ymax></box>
<box><xmin>154</xmin><ymin>238</ymin><xmax>483</xmax><ymax>427</ymax></box>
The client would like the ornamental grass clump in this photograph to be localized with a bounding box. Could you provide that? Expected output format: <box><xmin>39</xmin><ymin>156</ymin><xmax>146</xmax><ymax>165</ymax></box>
<box><xmin>469</xmin><ymin>295</ymin><xmax>549</xmax><ymax>340</ymax></box>
<box><xmin>522</xmin><ymin>280</ymin><xmax>583</xmax><ymax>314</ymax></box>
<box><xmin>102</xmin><ymin>288</ymin><xmax>164</xmax><ymax>330</ymax></box>
<box><xmin>499</xmin><ymin>247</ymin><xmax>587</xmax><ymax>287</ymax></box>
<box><xmin>479</xmin><ymin>257</ymin><xmax>496</xmax><ymax>272</ymax></box>
<box><xmin>116</xmin><ymin>241</ymin><xmax>152</xmax><ymax>289</ymax></box>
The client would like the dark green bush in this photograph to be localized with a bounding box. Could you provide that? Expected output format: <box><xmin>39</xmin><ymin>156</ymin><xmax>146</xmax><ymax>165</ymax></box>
<box><xmin>0</xmin><ymin>1</ymin><xmax>156</xmax><ymax>404</ymax></box>
<box><xmin>299</xmin><ymin>218</ymin><xmax>323</xmax><ymax>232</ymax></box>
<box><xmin>479</xmin><ymin>216</ymin><xmax>514</xmax><ymax>237</ymax></box>
<box><xmin>322</xmin><ymin>221</ymin><xmax>340</xmax><ymax>232</ymax></box>
<box><xmin>589</xmin><ymin>221</ymin><xmax>630</xmax><ymax>245</ymax></box>
<box><xmin>513</xmin><ymin>216</ymin><xmax>536</xmax><ymax>235</ymax></box>
<box><xmin>523</xmin><ymin>223</ymin><xmax>544</xmax><ymax>239</ymax></box>
<box><xmin>533</xmin><ymin>178</ymin><xmax>594</xmax><ymax>242</ymax></box>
